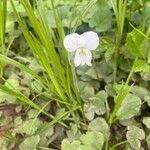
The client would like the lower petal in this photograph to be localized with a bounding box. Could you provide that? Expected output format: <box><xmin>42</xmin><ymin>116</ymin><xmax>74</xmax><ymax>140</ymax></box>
<box><xmin>74</xmin><ymin>50</ymin><xmax>81</xmax><ymax>67</ymax></box>
<box><xmin>85</xmin><ymin>50</ymin><xmax>92</xmax><ymax>66</ymax></box>
<box><xmin>74</xmin><ymin>49</ymin><xmax>92</xmax><ymax>67</ymax></box>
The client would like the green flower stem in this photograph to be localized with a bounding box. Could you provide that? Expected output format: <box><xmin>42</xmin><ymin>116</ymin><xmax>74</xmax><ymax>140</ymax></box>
<box><xmin>125</xmin><ymin>58</ymin><xmax>137</xmax><ymax>85</ymax></box>
<box><xmin>109</xmin><ymin>140</ymin><xmax>128</xmax><ymax>150</ymax></box>
<box><xmin>71</xmin><ymin>60</ymin><xmax>85</xmax><ymax>116</ymax></box>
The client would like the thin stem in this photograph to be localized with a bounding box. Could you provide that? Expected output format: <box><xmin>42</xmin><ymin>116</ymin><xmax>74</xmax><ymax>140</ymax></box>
<box><xmin>109</xmin><ymin>140</ymin><xmax>128</xmax><ymax>150</ymax></box>
<box><xmin>109</xmin><ymin>58</ymin><xmax>137</xmax><ymax>125</ymax></box>
<box><xmin>125</xmin><ymin>58</ymin><xmax>137</xmax><ymax>85</ymax></box>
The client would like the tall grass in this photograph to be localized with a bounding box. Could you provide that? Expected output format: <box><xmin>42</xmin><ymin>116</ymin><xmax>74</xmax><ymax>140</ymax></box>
<box><xmin>0</xmin><ymin>0</ymin><xmax>7</xmax><ymax>76</ymax></box>
<box><xmin>9</xmin><ymin>0</ymin><xmax>83</xmax><ymax>113</ymax></box>
<box><xmin>110</xmin><ymin>0</ymin><xmax>127</xmax><ymax>82</ymax></box>
<box><xmin>0</xmin><ymin>0</ymin><xmax>84</xmax><ymax>128</ymax></box>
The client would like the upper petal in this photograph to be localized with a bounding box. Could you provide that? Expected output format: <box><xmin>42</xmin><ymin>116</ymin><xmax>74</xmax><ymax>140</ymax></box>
<box><xmin>80</xmin><ymin>31</ymin><xmax>99</xmax><ymax>51</ymax></box>
<box><xmin>64</xmin><ymin>33</ymin><xmax>80</xmax><ymax>52</ymax></box>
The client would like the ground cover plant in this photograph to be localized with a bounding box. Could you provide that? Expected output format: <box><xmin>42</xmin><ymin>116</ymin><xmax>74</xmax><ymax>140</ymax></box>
<box><xmin>0</xmin><ymin>0</ymin><xmax>150</xmax><ymax>149</ymax></box>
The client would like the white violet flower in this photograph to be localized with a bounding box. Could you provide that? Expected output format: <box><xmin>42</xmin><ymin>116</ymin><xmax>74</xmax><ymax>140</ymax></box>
<box><xmin>64</xmin><ymin>31</ymin><xmax>99</xmax><ymax>67</ymax></box>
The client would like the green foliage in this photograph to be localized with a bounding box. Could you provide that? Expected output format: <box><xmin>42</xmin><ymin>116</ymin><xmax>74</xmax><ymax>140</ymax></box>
<box><xmin>143</xmin><ymin>117</ymin><xmax>150</xmax><ymax>129</ymax></box>
<box><xmin>1</xmin><ymin>0</ymin><xmax>150</xmax><ymax>149</ymax></box>
<box><xmin>116</xmin><ymin>93</ymin><xmax>141</xmax><ymax>120</ymax></box>
<box><xmin>84</xmin><ymin>90</ymin><xmax>108</xmax><ymax>120</ymax></box>
<box><xmin>19</xmin><ymin>135</ymin><xmax>40</xmax><ymax>150</ymax></box>
<box><xmin>109</xmin><ymin>84</ymin><xmax>132</xmax><ymax>124</ymax></box>
<box><xmin>19</xmin><ymin>118</ymin><xmax>41</xmax><ymax>135</ymax></box>
<box><xmin>145</xmin><ymin>2</ymin><xmax>150</xmax><ymax>27</ymax></box>
<box><xmin>126</xmin><ymin>126</ymin><xmax>145</xmax><ymax>150</ymax></box>
<box><xmin>133</xmin><ymin>59</ymin><xmax>150</xmax><ymax>73</ymax></box>
<box><xmin>88</xmin><ymin>117</ymin><xmax>109</xmax><ymax>141</ymax></box>
<box><xmin>88</xmin><ymin>3</ymin><xmax>112</xmax><ymax>32</ymax></box>
<box><xmin>61</xmin><ymin>131</ymin><xmax>104</xmax><ymax>150</ymax></box>
<box><xmin>0</xmin><ymin>138</ymin><xmax>7</xmax><ymax>150</ymax></box>
<box><xmin>62</xmin><ymin>140</ymin><xmax>80</xmax><ymax>150</ymax></box>
<box><xmin>146</xmin><ymin>135</ymin><xmax>150</xmax><ymax>149</ymax></box>
<box><xmin>126</xmin><ymin>29</ymin><xmax>146</xmax><ymax>58</ymax></box>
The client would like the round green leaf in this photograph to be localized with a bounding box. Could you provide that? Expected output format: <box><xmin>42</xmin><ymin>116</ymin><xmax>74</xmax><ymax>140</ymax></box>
<box><xmin>80</xmin><ymin>131</ymin><xmax>104</xmax><ymax>150</ymax></box>
<box><xmin>126</xmin><ymin>126</ymin><xmax>145</xmax><ymax>149</ymax></box>
<box><xmin>19</xmin><ymin>135</ymin><xmax>40</xmax><ymax>150</ymax></box>
<box><xmin>143</xmin><ymin>117</ymin><xmax>150</xmax><ymax>129</ymax></box>
<box><xmin>61</xmin><ymin>140</ymin><xmax>80</xmax><ymax>150</ymax></box>
<box><xmin>88</xmin><ymin>117</ymin><xmax>109</xmax><ymax>141</ymax></box>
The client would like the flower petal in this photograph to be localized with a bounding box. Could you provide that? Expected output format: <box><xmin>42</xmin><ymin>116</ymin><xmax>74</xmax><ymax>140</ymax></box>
<box><xmin>85</xmin><ymin>50</ymin><xmax>92</xmax><ymax>66</ymax></box>
<box><xmin>64</xmin><ymin>33</ymin><xmax>80</xmax><ymax>52</ymax></box>
<box><xmin>80</xmin><ymin>31</ymin><xmax>99</xmax><ymax>51</ymax></box>
<box><xmin>74</xmin><ymin>49</ymin><xmax>92</xmax><ymax>67</ymax></box>
<box><xmin>74</xmin><ymin>49</ymin><xmax>81</xmax><ymax>67</ymax></box>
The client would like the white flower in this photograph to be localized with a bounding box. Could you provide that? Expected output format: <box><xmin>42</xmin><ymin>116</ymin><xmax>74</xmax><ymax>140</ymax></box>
<box><xmin>64</xmin><ymin>31</ymin><xmax>99</xmax><ymax>67</ymax></box>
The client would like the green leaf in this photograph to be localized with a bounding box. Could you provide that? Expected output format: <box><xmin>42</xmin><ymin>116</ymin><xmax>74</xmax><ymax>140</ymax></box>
<box><xmin>84</xmin><ymin>103</ymin><xmax>95</xmax><ymax>120</ymax></box>
<box><xmin>5</xmin><ymin>76</ymin><xmax>19</xmax><ymax>89</ymax></box>
<box><xmin>141</xmin><ymin>72</ymin><xmax>150</xmax><ymax>81</ymax></box>
<box><xmin>143</xmin><ymin>117</ymin><xmax>150</xmax><ymax>129</ymax></box>
<box><xmin>93</xmin><ymin>91</ymin><xmax>108</xmax><ymax>115</ymax></box>
<box><xmin>101</xmin><ymin>37</ymin><xmax>115</xmax><ymax>62</ymax></box>
<box><xmin>116</xmin><ymin>94</ymin><xmax>141</xmax><ymax>120</ymax></box>
<box><xmin>145</xmin><ymin>2</ymin><xmax>150</xmax><ymax>27</ymax></box>
<box><xmin>0</xmin><ymin>54</ymin><xmax>48</xmax><ymax>89</ymax></box>
<box><xmin>84</xmin><ymin>90</ymin><xmax>108</xmax><ymax>120</ymax></box>
<box><xmin>77</xmin><ymin>145</ymin><xmax>95</xmax><ymax>150</ymax></box>
<box><xmin>0</xmin><ymin>138</ymin><xmax>7</xmax><ymax>150</ymax></box>
<box><xmin>0</xmin><ymin>74</ymin><xmax>19</xmax><ymax>103</ymax></box>
<box><xmin>61</xmin><ymin>140</ymin><xmax>81</xmax><ymax>150</ymax></box>
<box><xmin>146</xmin><ymin>135</ymin><xmax>150</xmax><ymax>149</ymax></box>
<box><xmin>31</xmin><ymin>80</ymin><xmax>43</xmax><ymax>93</ymax></box>
<box><xmin>131</xmin><ymin>85</ymin><xmax>149</xmax><ymax>99</ymax></box>
<box><xmin>109</xmin><ymin>84</ymin><xmax>131</xmax><ymax>124</ymax></box>
<box><xmin>19</xmin><ymin>119</ymin><xmax>41</xmax><ymax>135</ymax></box>
<box><xmin>88</xmin><ymin>4</ymin><xmax>112</xmax><ymax>32</ymax></box>
<box><xmin>61</xmin><ymin>131</ymin><xmax>104</xmax><ymax>150</ymax></box>
<box><xmin>133</xmin><ymin>59</ymin><xmax>150</xmax><ymax>73</ymax></box>
<box><xmin>88</xmin><ymin>117</ymin><xmax>109</xmax><ymax>141</ymax></box>
<box><xmin>67</xmin><ymin>124</ymin><xmax>82</xmax><ymax>142</ymax></box>
<box><xmin>85</xmin><ymin>61</ymin><xmax>113</xmax><ymax>81</ymax></box>
<box><xmin>28</xmin><ymin>109</ymin><xmax>39</xmax><ymax>119</ymax></box>
<box><xmin>19</xmin><ymin>135</ymin><xmax>40</xmax><ymax>150</ymax></box>
<box><xmin>46</xmin><ymin>6</ymin><xmax>70</xmax><ymax>28</ymax></box>
<box><xmin>5</xmin><ymin>18</ymin><xmax>14</xmax><ymax>33</ymax></box>
<box><xmin>0</xmin><ymin>91</ymin><xmax>16</xmax><ymax>103</ymax></box>
<box><xmin>80</xmin><ymin>131</ymin><xmax>104</xmax><ymax>150</ymax></box>
<box><xmin>105</xmin><ymin>84</ymin><xmax>116</xmax><ymax>97</ymax></box>
<box><xmin>81</xmin><ymin>84</ymin><xmax>95</xmax><ymax>100</ymax></box>
<box><xmin>126</xmin><ymin>29</ymin><xmax>146</xmax><ymax>58</ymax></box>
<box><xmin>144</xmin><ymin>95</ymin><xmax>150</xmax><ymax>107</ymax></box>
<box><xmin>126</xmin><ymin>126</ymin><xmax>145</xmax><ymax>150</ymax></box>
